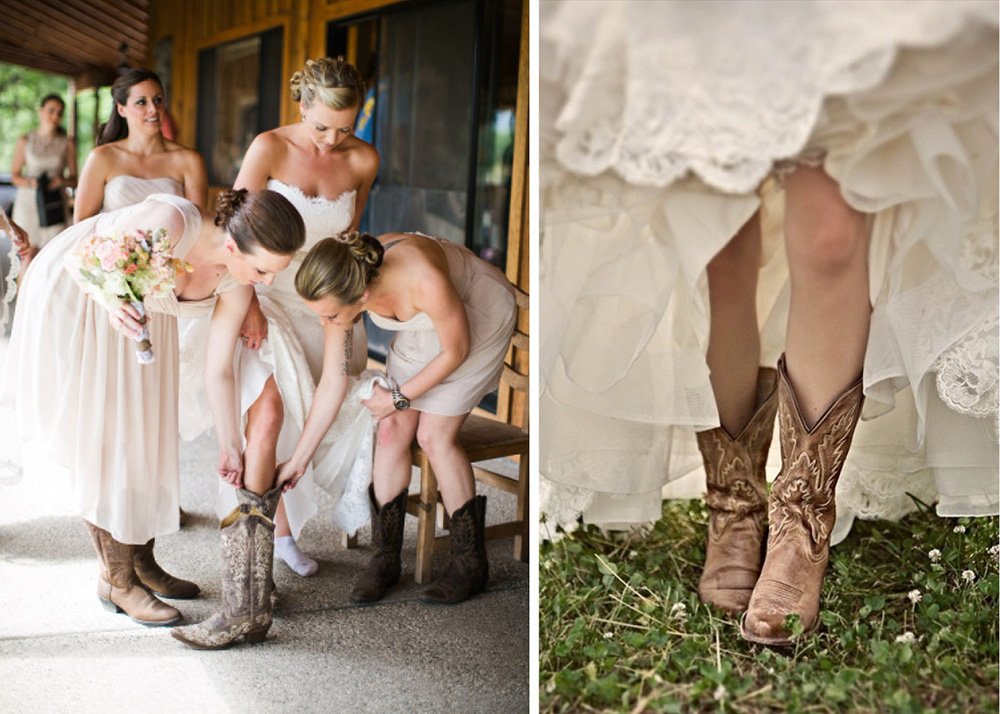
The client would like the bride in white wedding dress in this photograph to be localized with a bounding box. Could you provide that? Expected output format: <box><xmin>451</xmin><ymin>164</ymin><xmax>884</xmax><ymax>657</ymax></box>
<box><xmin>209</xmin><ymin>57</ymin><xmax>381</xmax><ymax>576</ymax></box>
<box><xmin>541</xmin><ymin>0</ymin><xmax>998</xmax><ymax>644</ymax></box>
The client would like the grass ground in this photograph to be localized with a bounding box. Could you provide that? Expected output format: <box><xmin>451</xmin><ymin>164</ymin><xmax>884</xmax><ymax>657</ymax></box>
<box><xmin>539</xmin><ymin>499</ymin><xmax>999</xmax><ymax>713</ymax></box>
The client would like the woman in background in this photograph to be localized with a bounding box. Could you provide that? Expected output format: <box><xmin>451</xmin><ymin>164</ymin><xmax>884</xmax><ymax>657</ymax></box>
<box><xmin>10</xmin><ymin>92</ymin><xmax>77</xmax><ymax>272</ymax></box>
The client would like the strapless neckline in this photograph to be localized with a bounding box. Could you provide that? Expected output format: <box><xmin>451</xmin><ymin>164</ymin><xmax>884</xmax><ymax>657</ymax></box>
<box><xmin>107</xmin><ymin>175</ymin><xmax>184</xmax><ymax>189</ymax></box>
<box><xmin>266</xmin><ymin>178</ymin><xmax>356</xmax><ymax>208</ymax></box>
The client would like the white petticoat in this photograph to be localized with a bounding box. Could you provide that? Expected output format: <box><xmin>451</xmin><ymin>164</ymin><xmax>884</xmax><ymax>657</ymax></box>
<box><xmin>540</xmin><ymin>0</ymin><xmax>999</xmax><ymax>540</ymax></box>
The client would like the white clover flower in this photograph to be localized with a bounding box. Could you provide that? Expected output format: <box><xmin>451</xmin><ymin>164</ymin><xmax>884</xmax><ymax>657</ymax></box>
<box><xmin>988</xmin><ymin>544</ymin><xmax>999</xmax><ymax>562</ymax></box>
<box><xmin>713</xmin><ymin>685</ymin><xmax>727</xmax><ymax>702</ymax></box>
<box><xmin>908</xmin><ymin>589</ymin><xmax>922</xmax><ymax>604</ymax></box>
<box><xmin>961</xmin><ymin>569</ymin><xmax>976</xmax><ymax>583</ymax></box>
<box><xmin>603</xmin><ymin>631</ymin><xmax>613</xmax><ymax>639</ymax></box>
<box><xmin>629</xmin><ymin>550</ymin><xmax>639</xmax><ymax>559</ymax></box>
<box><xmin>928</xmin><ymin>549</ymin><xmax>942</xmax><ymax>563</ymax></box>
<box><xmin>669</xmin><ymin>602</ymin><xmax>688</xmax><ymax>621</ymax></box>
<box><xmin>953</xmin><ymin>525</ymin><xmax>966</xmax><ymax>534</ymax></box>
<box><xmin>895</xmin><ymin>632</ymin><xmax>916</xmax><ymax>643</ymax></box>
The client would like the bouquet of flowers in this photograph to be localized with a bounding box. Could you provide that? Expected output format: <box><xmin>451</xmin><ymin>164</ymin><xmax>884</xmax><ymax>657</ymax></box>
<box><xmin>73</xmin><ymin>227</ymin><xmax>191</xmax><ymax>364</ymax></box>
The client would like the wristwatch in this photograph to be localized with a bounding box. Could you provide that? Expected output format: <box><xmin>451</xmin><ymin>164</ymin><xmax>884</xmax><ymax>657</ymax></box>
<box><xmin>390</xmin><ymin>384</ymin><xmax>410</xmax><ymax>411</ymax></box>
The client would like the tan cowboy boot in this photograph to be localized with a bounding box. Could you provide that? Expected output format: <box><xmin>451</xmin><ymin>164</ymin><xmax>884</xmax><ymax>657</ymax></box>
<box><xmin>86</xmin><ymin>522</ymin><xmax>182</xmax><ymax>626</ymax></box>
<box><xmin>697</xmin><ymin>368</ymin><xmax>778</xmax><ymax>613</ymax></box>
<box><xmin>350</xmin><ymin>485</ymin><xmax>407</xmax><ymax>605</ymax></box>
<box><xmin>421</xmin><ymin>495</ymin><xmax>489</xmax><ymax>605</ymax></box>
<box><xmin>171</xmin><ymin>487</ymin><xmax>281</xmax><ymax>649</ymax></box>
<box><xmin>741</xmin><ymin>356</ymin><xmax>863</xmax><ymax>645</ymax></box>
<box><xmin>134</xmin><ymin>539</ymin><xmax>200</xmax><ymax>599</ymax></box>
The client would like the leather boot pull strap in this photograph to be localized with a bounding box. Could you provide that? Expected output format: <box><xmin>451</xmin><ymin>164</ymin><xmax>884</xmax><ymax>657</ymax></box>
<box><xmin>220</xmin><ymin>504</ymin><xmax>275</xmax><ymax>529</ymax></box>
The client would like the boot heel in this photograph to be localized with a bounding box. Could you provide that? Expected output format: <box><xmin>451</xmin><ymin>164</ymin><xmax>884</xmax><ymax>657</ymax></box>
<box><xmin>244</xmin><ymin>628</ymin><xmax>268</xmax><ymax>644</ymax></box>
<box><xmin>99</xmin><ymin>597</ymin><xmax>122</xmax><ymax>613</ymax></box>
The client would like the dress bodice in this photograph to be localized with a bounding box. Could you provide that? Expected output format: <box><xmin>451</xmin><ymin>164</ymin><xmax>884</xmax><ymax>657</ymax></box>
<box><xmin>262</xmin><ymin>178</ymin><xmax>357</xmax><ymax>300</ymax></box>
<box><xmin>366</xmin><ymin>235</ymin><xmax>506</xmax><ymax>333</ymax></box>
<box><xmin>103</xmin><ymin>175</ymin><xmax>184</xmax><ymax>212</ymax></box>
<box><xmin>265</xmin><ymin>179</ymin><xmax>356</xmax><ymax>250</ymax></box>
<box><xmin>368</xmin><ymin>310</ymin><xmax>436</xmax><ymax>332</ymax></box>
<box><xmin>23</xmin><ymin>131</ymin><xmax>68</xmax><ymax>179</ymax></box>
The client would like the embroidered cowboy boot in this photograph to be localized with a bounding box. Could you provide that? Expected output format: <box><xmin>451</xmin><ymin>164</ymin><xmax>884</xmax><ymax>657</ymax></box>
<box><xmin>741</xmin><ymin>356</ymin><xmax>863</xmax><ymax>645</ymax></box>
<box><xmin>697</xmin><ymin>367</ymin><xmax>778</xmax><ymax>613</ymax></box>
<box><xmin>86</xmin><ymin>522</ymin><xmax>182</xmax><ymax>626</ymax></box>
<box><xmin>134</xmin><ymin>539</ymin><xmax>200</xmax><ymax>599</ymax></box>
<box><xmin>171</xmin><ymin>487</ymin><xmax>281</xmax><ymax>649</ymax></box>
<box><xmin>421</xmin><ymin>495</ymin><xmax>489</xmax><ymax>605</ymax></box>
<box><xmin>350</xmin><ymin>485</ymin><xmax>407</xmax><ymax>604</ymax></box>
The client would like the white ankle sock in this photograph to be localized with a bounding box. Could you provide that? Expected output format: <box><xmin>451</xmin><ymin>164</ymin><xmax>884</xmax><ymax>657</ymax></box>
<box><xmin>274</xmin><ymin>535</ymin><xmax>318</xmax><ymax>577</ymax></box>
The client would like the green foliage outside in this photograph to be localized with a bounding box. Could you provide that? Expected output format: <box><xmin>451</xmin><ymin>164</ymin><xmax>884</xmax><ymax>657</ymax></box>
<box><xmin>0</xmin><ymin>61</ymin><xmax>112</xmax><ymax>174</ymax></box>
<box><xmin>540</xmin><ymin>500</ymin><xmax>999</xmax><ymax>713</ymax></box>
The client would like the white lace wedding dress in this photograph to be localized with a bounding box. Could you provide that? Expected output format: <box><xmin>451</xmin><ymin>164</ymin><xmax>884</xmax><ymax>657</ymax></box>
<box><xmin>177</xmin><ymin>179</ymin><xmax>374</xmax><ymax>537</ymax></box>
<box><xmin>541</xmin><ymin>0</ymin><xmax>999</xmax><ymax>541</ymax></box>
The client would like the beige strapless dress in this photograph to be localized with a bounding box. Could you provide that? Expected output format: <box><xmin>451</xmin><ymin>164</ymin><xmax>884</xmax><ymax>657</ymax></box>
<box><xmin>370</xmin><ymin>236</ymin><xmax>517</xmax><ymax>416</ymax></box>
<box><xmin>3</xmin><ymin>193</ymin><xmax>238</xmax><ymax>544</ymax></box>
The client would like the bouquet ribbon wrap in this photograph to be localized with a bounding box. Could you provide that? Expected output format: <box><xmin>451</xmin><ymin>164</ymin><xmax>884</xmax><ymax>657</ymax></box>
<box><xmin>130</xmin><ymin>300</ymin><xmax>154</xmax><ymax>364</ymax></box>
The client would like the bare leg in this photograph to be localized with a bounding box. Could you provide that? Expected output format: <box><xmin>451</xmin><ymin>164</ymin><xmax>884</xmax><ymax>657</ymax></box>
<box><xmin>742</xmin><ymin>166</ymin><xmax>869</xmax><ymax>644</ymax></box>
<box><xmin>706</xmin><ymin>211</ymin><xmax>763</xmax><ymax>435</ymax></box>
<box><xmin>784</xmin><ymin>166</ymin><xmax>870</xmax><ymax>427</ymax></box>
<box><xmin>372</xmin><ymin>409</ymin><xmax>420</xmax><ymax>505</ymax></box>
<box><xmin>415</xmin><ymin>412</ymin><xmax>475</xmax><ymax>514</ymax></box>
<box><xmin>243</xmin><ymin>376</ymin><xmax>282</xmax><ymax>495</ymax></box>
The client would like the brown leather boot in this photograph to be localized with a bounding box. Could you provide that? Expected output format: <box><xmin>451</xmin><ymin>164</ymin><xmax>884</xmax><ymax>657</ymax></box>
<box><xmin>350</xmin><ymin>486</ymin><xmax>407</xmax><ymax>605</ymax></box>
<box><xmin>87</xmin><ymin>522</ymin><xmax>182</xmax><ymax>627</ymax></box>
<box><xmin>134</xmin><ymin>539</ymin><xmax>200</xmax><ymax>599</ymax></box>
<box><xmin>741</xmin><ymin>356</ymin><xmax>863</xmax><ymax>645</ymax></box>
<box><xmin>697</xmin><ymin>368</ymin><xmax>778</xmax><ymax>613</ymax></box>
<box><xmin>172</xmin><ymin>487</ymin><xmax>281</xmax><ymax>649</ymax></box>
<box><xmin>421</xmin><ymin>495</ymin><xmax>489</xmax><ymax>605</ymax></box>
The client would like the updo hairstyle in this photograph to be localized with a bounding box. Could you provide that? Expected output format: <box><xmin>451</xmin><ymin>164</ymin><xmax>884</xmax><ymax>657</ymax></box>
<box><xmin>215</xmin><ymin>188</ymin><xmax>306</xmax><ymax>256</ymax></box>
<box><xmin>295</xmin><ymin>232</ymin><xmax>384</xmax><ymax>304</ymax></box>
<box><xmin>290</xmin><ymin>57</ymin><xmax>366</xmax><ymax>111</ymax></box>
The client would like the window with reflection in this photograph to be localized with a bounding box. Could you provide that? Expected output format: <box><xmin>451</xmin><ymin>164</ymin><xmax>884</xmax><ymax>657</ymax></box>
<box><xmin>197</xmin><ymin>27</ymin><xmax>283</xmax><ymax>186</ymax></box>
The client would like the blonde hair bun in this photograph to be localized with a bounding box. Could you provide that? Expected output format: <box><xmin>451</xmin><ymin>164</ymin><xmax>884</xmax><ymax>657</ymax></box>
<box><xmin>290</xmin><ymin>57</ymin><xmax>366</xmax><ymax>111</ymax></box>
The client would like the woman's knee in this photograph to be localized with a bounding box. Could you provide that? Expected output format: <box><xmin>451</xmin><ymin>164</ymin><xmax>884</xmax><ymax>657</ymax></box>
<box><xmin>415</xmin><ymin>422</ymin><xmax>457</xmax><ymax>460</ymax></box>
<box><xmin>247</xmin><ymin>383</ymin><xmax>283</xmax><ymax>441</ymax></box>
<box><xmin>785</xmin><ymin>167</ymin><xmax>867</xmax><ymax>276</ymax></box>
<box><xmin>786</xmin><ymin>214</ymin><xmax>866</xmax><ymax>276</ymax></box>
<box><xmin>377</xmin><ymin>413</ymin><xmax>416</xmax><ymax>452</ymax></box>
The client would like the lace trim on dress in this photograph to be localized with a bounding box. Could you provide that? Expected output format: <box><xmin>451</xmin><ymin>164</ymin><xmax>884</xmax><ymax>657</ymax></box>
<box><xmin>1</xmin><ymin>212</ymin><xmax>23</xmax><ymax>331</ymax></box>
<box><xmin>546</xmin><ymin>2</ymin><xmax>997</xmax><ymax>193</ymax></box>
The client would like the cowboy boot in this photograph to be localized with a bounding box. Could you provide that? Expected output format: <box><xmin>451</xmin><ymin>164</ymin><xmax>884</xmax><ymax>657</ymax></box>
<box><xmin>171</xmin><ymin>487</ymin><xmax>281</xmax><ymax>649</ymax></box>
<box><xmin>86</xmin><ymin>522</ymin><xmax>182</xmax><ymax>626</ymax></box>
<box><xmin>350</xmin><ymin>485</ymin><xmax>407</xmax><ymax>604</ymax></box>
<box><xmin>421</xmin><ymin>495</ymin><xmax>489</xmax><ymax>605</ymax></box>
<box><xmin>85</xmin><ymin>520</ymin><xmax>111</xmax><ymax>604</ymax></box>
<box><xmin>134</xmin><ymin>539</ymin><xmax>200</xmax><ymax>599</ymax></box>
<box><xmin>741</xmin><ymin>356</ymin><xmax>863</xmax><ymax>645</ymax></box>
<box><xmin>697</xmin><ymin>368</ymin><xmax>778</xmax><ymax>613</ymax></box>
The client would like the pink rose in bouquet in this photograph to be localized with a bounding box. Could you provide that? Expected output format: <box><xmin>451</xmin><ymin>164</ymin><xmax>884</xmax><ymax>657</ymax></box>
<box><xmin>73</xmin><ymin>227</ymin><xmax>191</xmax><ymax>364</ymax></box>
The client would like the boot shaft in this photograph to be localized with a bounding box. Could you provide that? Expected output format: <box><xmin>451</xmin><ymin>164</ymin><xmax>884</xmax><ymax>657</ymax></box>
<box><xmin>369</xmin><ymin>485</ymin><xmax>407</xmax><ymax>554</ymax></box>
<box><xmin>697</xmin><ymin>368</ymin><xmax>778</xmax><ymax>539</ymax></box>
<box><xmin>218</xmin><ymin>487</ymin><xmax>281</xmax><ymax>620</ymax></box>
<box><xmin>769</xmin><ymin>357</ymin><xmax>864</xmax><ymax>561</ymax></box>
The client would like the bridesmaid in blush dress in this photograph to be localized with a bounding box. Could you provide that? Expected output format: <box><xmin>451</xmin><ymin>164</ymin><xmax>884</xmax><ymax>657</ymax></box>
<box><xmin>4</xmin><ymin>189</ymin><xmax>304</xmax><ymax>628</ymax></box>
